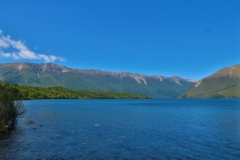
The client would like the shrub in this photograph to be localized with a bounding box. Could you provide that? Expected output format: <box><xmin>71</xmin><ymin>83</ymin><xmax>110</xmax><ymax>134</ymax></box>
<box><xmin>0</xmin><ymin>119</ymin><xmax>7</xmax><ymax>134</ymax></box>
<box><xmin>0</xmin><ymin>92</ymin><xmax>26</xmax><ymax>132</ymax></box>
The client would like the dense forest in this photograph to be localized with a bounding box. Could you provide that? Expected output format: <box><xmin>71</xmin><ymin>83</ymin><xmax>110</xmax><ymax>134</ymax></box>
<box><xmin>0</xmin><ymin>80</ymin><xmax>151</xmax><ymax>100</ymax></box>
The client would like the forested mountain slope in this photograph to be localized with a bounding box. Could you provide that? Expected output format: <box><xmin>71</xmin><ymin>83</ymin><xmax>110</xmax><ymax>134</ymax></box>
<box><xmin>180</xmin><ymin>64</ymin><xmax>240</xmax><ymax>98</ymax></box>
<box><xmin>0</xmin><ymin>62</ymin><xmax>196</xmax><ymax>98</ymax></box>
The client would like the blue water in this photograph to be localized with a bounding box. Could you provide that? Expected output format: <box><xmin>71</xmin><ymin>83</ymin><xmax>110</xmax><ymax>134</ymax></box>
<box><xmin>0</xmin><ymin>99</ymin><xmax>240</xmax><ymax>159</ymax></box>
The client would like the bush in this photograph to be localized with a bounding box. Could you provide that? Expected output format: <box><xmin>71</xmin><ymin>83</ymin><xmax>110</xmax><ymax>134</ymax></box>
<box><xmin>0</xmin><ymin>92</ymin><xmax>26</xmax><ymax>132</ymax></box>
<box><xmin>0</xmin><ymin>119</ymin><xmax>7</xmax><ymax>134</ymax></box>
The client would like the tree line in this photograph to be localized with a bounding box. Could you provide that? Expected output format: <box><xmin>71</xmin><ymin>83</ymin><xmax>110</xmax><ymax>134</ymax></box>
<box><xmin>15</xmin><ymin>84</ymin><xmax>151</xmax><ymax>100</ymax></box>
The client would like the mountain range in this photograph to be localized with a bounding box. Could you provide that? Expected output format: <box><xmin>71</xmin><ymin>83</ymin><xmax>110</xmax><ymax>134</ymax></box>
<box><xmin>0</xmin><ymin>62</ymin><xmax>197</xmax><ymax>98</ymax></box>
<box><xmin>181</xmin><ymin>64</ymin><xmax>240</xmax><ymax>98</ymax></box>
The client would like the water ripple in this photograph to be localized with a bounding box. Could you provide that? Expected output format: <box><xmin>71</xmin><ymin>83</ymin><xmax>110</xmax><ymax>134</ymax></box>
<box><xmin>0</xmin><ymin>99</ymin><xmax>239</xmax><ymax>159</ymax></box>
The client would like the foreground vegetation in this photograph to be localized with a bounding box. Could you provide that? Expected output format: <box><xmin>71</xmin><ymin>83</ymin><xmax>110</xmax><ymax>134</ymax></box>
<box><xmin>0</xmin><ymin>81</ymin><xmax>26</xmax><ymax>134</ymax></box>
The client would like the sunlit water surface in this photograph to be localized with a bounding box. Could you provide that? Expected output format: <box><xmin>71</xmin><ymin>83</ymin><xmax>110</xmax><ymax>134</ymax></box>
<box><xmin>0</xmin><ymin>99</ymin><xmax>240</xmax><ymax>159</ymax></box>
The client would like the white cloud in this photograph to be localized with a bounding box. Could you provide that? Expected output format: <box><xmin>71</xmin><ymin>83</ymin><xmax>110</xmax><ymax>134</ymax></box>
<box><xmin>0</xmin><ymin>30</ymin><xmax>65</xmax><ymax>63</ymax></box>
<box><xmin>49</xmin><ymin>55</ymin><xmax>58</xmax><ymax>62</ymax></box>
<box><xmin>58</xmin><ymin>57</ymin><xmax>66</xmax><ymax>62</ymax></box>
<box><xmin>12</xmin><ymin>53</ymin><xmax>21</xmax><ymax>60</ymax></box>
<box><xmin>0</xmin><ymin>52</ymin><xmax>12</xmax><ymax>58</ymax></box>
<box><xmin>0</xmin><ymin>39</ymin><xmax>10</xmax><ymax>48</ymax></box>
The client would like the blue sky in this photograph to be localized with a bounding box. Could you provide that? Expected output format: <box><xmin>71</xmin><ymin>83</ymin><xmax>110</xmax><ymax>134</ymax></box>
<box><xmin>0</xmin><ymin>0</ymin><xmax>239</xmax><ymax>80</ymax></box>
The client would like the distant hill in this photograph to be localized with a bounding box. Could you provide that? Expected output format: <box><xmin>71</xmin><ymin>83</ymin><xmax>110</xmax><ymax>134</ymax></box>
<box><xmin>180</xmin><ymin>64</ymin><xmax>240</xmax><ymax>98</ymax></box>
<box><xmin>0</xmin><ymin>62</ymin><xmax>196</xmax><ymax>98</ymax></box>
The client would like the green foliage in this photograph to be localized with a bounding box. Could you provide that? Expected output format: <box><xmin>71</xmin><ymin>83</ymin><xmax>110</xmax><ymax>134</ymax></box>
<box><xmin>15</xmin><ymin>85</ymin><xmax>151</xmax><ymax>100</ymax></box>
<box><xmin>0</xmin><ymin>119</ymin><xmax>7</xmax><ymax>134</ymax></box>
<box><xmin>0</xmin><ymin>81</ymin><xmax>27</xmax><ymax>134</ymax></box>
<box><xmin>1</xmin><ymin>80</ymin><xmax>151</xmax><ymax>100</ymax></box>
<box><xmin>0</xmin><ymin>95</ymin><xmax>26</xmax><ymax>129</ymax></box>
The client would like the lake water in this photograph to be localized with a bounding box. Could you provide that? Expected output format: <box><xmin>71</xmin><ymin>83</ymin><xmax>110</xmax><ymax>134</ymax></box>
<box><xmin>0</xmin><ymin>99</ymin><xmax>240</xmax><ymax>159</ymax></box>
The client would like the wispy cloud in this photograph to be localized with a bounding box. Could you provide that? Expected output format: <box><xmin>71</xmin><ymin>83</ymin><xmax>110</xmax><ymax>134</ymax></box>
<box><xmin>0</xmin><ymin>29</ymin><xmax>65</xmax><ymax>63</ymax></box>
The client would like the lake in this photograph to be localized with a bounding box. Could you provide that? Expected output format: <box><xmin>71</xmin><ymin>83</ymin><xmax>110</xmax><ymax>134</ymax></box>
<box><xmin>0</xmin><ymin>99</ymin><xmax>240</xmax><ymax>159</ymax></box>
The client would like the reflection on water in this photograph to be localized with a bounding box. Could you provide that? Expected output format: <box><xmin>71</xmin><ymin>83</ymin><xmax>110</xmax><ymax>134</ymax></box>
<box><xmin>0</xmin><ymin>99</ymin><xmax>240</xmax><ymax>159</ymax></box>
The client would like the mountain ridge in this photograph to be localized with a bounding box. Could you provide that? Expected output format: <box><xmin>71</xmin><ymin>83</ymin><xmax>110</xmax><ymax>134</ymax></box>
<box><xmin>0</xmin><ymin>62</ymin><xmax>198</xmax><ymax>83</ymax></box>
<box><xmin>0</xmin><ymin>62</ymin><xmax>197</xmax><ymax>98</ymax></box>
